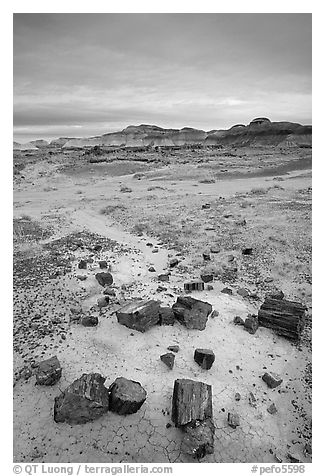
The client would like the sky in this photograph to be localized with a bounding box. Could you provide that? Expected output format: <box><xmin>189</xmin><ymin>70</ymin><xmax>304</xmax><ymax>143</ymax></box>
<box><xmin>13</xmin><ymin>13</ymin><xmax>312</xmax><ymax>142</ymax></box>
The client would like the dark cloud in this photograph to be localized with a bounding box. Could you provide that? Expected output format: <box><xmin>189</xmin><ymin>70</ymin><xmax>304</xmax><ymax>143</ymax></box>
<box><xmin>13</xmin><ymin>13</ymin><xmax>312</xmax><ymax>142</ymax></box>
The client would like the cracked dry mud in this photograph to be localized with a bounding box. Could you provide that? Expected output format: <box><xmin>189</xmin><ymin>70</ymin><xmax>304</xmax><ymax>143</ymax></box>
<box><xmin>13</xmin><ymin>148</ymin><xmax>311</xmax><ymax>463</ymax></box>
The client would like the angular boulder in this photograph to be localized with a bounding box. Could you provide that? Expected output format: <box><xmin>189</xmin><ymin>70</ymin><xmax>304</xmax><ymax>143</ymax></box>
<box><xmin>109</xmin><ymin>377</ymin><xmax>147</xmax><ymax>415</ymax></box>
<box><xmin>172</xmin><ymin>296</ymin><xmax>212</xmax><ymax>330</ymax></box>
<box><xmin>95</xmin><ymin>272</ymin><xmax>113</xmax><ymax>287</ymax></box>
<box><xmin>172</xmin><ymin>378</ymin><xmax>213</xmax><ymax>427</ymax></box>
<box><xmin>54</xmin><ymin>373</ymin><xmax>109</xmax><ymax>424</ymax></box>
<box><xmin>116</xmin><ymin>300</ymin><xmax>160</xmax><ymax>332</ymax></box>
<box><xmin>194</xmin><ymin>349</ymin><xmax>215</xmax><ymax>370</ymax></box>
<box><xmin>36</xmin><ymin>356</ymin><xmax>62</xmax><ymax>386</ymax></box>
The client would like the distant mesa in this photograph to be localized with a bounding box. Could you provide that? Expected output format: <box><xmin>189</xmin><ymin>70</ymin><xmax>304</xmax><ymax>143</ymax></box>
<box><xmin>13</xmin><ymin>117</ymin><xmax>312</xmax><ymax>151</ymax></box>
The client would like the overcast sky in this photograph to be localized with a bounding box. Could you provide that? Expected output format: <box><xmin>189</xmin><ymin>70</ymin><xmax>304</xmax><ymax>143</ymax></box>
<box><xmin>13</xmin><ymin>13</ymin><xmax>312</xmax><ymax>142</ymax></box>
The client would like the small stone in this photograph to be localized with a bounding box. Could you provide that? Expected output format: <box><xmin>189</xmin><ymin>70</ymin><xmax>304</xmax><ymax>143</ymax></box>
<box><xmin>95</xmin><ymin>272</ymin><xmax>113</xmax><ymax>287</ymax></box>
<box><xmin>248</xmin><ymin>392</ymin><xmax>257</xmax><ymax>407</ymax></box>
<box><xmin>265</xmin><ymin>289</ymin><xmax>285</xmax><ymax>300</ymax></box>
<box><xmin>233</xmin><ymin>316</ymin><xmax>244</xmax><ymax>326</ymax></box>
<box><xmin>81</xmin><ymin>316</ymin><xmax>98</xmax><ymax>327</ymax></box>
<box><xmin>207</xmin><ymin>285</ymin><xmax>214</xmax><ymax>291</ymax></box>
<box><xmin>194</xmin><ymin>349</ymin><xmax>215</xmax><ymax>370</ymax></box>
<box><xmin>167</xmin><ymin>345</ymin><xmax>180</xmax><ymax>353</ymax></box>
<box><xmin>169</xmin><ymin>258</ymin><xmax>179</xmax><ymax>268</ymax></box>
<box><xmin>78</xmin><ymin>260</ymin><xmax>87</xmax><ymax>269</ymax></box>
<box><xmin>97</xmin><ymin>296</ymin><xmax>110</xmax><ymax>308</ymax></box>
<box><xmin>228</xmin><ymin>412</ymin><xmax>240</xmax><ymax>429</ymax></box>
<box><xmin>210</xmin><ymin>247</ymin><xmax>220</xmax><ymax>254</ymax></box>
<box><xmin>103</xmin><ymin>287</ymin><xmax>116</xmax><ymax>296</ymax></box>
<box><xmin>267</xmin><ymin>403</ymin><xmax>277</xmax><ymax>414</ymax></box>
<box><xmin>160</xmin><ymin>353</ymin><xmax>175</xmax><ymax>370</ymax></box>
<box><xmin>210</xmin><ymin>310</ymin><xmax>219</xmax><ymax>318</ymax></box>
<box><xmin>184</xmin><ymin>281</ymin><xmax>205</xmax><ymax>292</ymax></box>
<box><xmin>242</xmin><ymin>248</ymin><xmax>253</xmax><ymax>256</ymax></box>
<box><xmin>148</xmin><ymin>266</ymin><xmax>156</xmax><ymax>272</ymax></box>
<box><xmin>237</xmin><ymin>288</ymin><xmax>250</xmax><ymax>298</ymax></box>
<box><xmin>158</xmin><ymin>273</ymin><xmax>170</xmax><ymax>282</ymax></box>
<box><xmin>221</xmin><ymin>287</ymin><xmax>233</xmax><ymax>295</ymax></box>
<box><xmin>202</xmin><ymin>252</ymin><xmax>211</xmax><ymax>261</ymax></box>
<box><xmin>202</xmin><ymin>203</ymin><xmax>211</xmax><ymax>209</ymax></box>
<box><xmin>98</xmin><ymin>260</ymin><xmax>108</xmax><ymax>269</ymax></box>
<box><xmin>262</xmin><ymin>372</ymin><xmax>283</xmax><ymax>389</ymax></box>
<box><xmin>200</xmin><ymin>274</ymin><xmax>213</xmax><ymax>283</ymax></box>
<box><xmin>235</xmin><ymin>393</ymin><xmax>241</xmax><ymax>401</ymax></box>
<box><xmin>36</xmin><ymin>356</ymin><xmax>62</xmax><ymax>386</ymax></box>
<box><xmin>76</xmin><ymin>275</ymin><xmax>87</xmax><ymax>281</ymax></box>
<box><xmin>109</xmin><ymin>377</ymin><xmax>147</xmax><ymax>415</ymax></box>
<box><xmin>244</xmin><ymin>315</ymin><xmax>259</xmax><ymax>334</ymax></box>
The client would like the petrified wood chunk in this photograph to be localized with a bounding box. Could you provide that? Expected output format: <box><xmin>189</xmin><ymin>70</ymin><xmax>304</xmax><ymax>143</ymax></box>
<box><xmin>159</xmin><ymin>306</ymin><xmax>175</xmax><ymax>326</ymax></box>
<box><xmin>262</xmin><ymin>372</ymin><xmax>283</xmax><ymax>389</ymax></box>
<box><xmin>258</xmin><ymin>298</ymin><xmax>306</xmax><ymax>340</ymax></box>
<box><xmin>194</xmin><ymin>349</ymin><xmax>215</xmax><ymax>370</ymax></box>
<box><xmin>116</xmin><ymin>299</ymin><xmax>160</xmax><ymax>332</ymax></box>
<box><xmin>184</xmin><ymin>281</ymin><xmax>205</xmax><ymax>292</ymax></box>
<box><xmin>181</xmin><ymin>418</ymin><xmax>215</xmax><ymax>459</ymax></box>
<box><xmin>244</xmin><ymin>315</ymin><xmax>259</xmax><ymax>334</ymax></box>
<box><xmin>36</xmin><ymin>356</ymin><xmax>62</xmax><ymax>386</ymax></box>
<box><xmin>109</xmin><ymin>377</ymin><xmax>147</xmax><ymax>415</ymax></box>
<box><xmin>172</xmin><ymin>378</ymin><xmax>213</xmax><ymax>427</ymax></box>
<box><xmin>81</xmin><ymin>315</ymin><xmax>98</xmax><ymax>327</ymax></box>
<box><xmin>228</xmin><ymin>412</ymin><xmax>240</xmax><ymax>428</ymax></box>
<box><xmin>172</xmin><ymin>296</ymin><xmax>212</xmax><ymax>330</ymax></box>
<box><xmin>54</xmin><ymin>373</ymin><xmax>109</xmax><ymax>424</ymax></box>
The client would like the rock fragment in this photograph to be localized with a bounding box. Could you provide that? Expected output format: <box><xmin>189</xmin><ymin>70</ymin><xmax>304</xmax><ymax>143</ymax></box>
<box><xmin>81</xmin><ymin>315</ymin><xmax>98</xmax><ymax>327</ymax></box>
<box><xmin>78</xmin><ymin>260</ymin><xmax>87</xmax><ymax>269</ymax></box>
<box><xmin>159</xmin><ymin>306</ymin><xmax>175</xmax><ymax>326</ymax></box>
<box><xmin>200</xmin><ymin>273</ymin><xmax>213</xmax><ymax>283</ymax></box>
<box><xmin>116</xmin><ymin>299</ymin><xmax>160</xmax><ymax>332</ymax></box>
<box><xmin>184</xmin><ymin>281</ymin><xmax>205</xmax><ymax>292</ymax></box>
<box><xmin>228</xmin><ymin>412</ymin><xmax>240</xmax><ymax>428</ymax></box>
<box><xmin>95</xmin><ymin>272</ymin><xmax>113</xmax><ymax>287</ymax></box>
<box><xmin>244</xmin><ymin>315</ymin><xmax>259</xmax><ymax>334</ymax></box>
<box><xmin>98</xmin><ymin>260</ymin><xmax>108</xmax><ymax>269</ymax></box>
<box><xmin>167</xmin><ymin>345</ymin><xmax>180</xmax><ymax>353</ymax></box>
<box><xmin>267</xmin><ymin>403</ymin><xmax>278</xmax><ymax>414</ymax></box>
<box><xmin>172</xmin><ymin>296</ymin><xmax>212</xmax><ymax>330</ymax></box>
<box><xmin>233</xmin><ymin>316</ymin><xmax>244</xmax><ymax>326</ymax></box>
<box><xmin>169</xmin><ymin>258</ymin><xmax>179</xmax><ymax>268</ymax></box>
<box><xmin>194</xmin><ymin>349</ymin><xmax>215</xmax><ymax>370</ymax></box>
<box><xmin>262</xmin><ymin>372</ymin><xmax>283</xmax><ymax>389</ymax></box>
<box><xmin>160</xmin><ymin>352</ymin><xmax>175</xmax><ymax>369</ymax></box>
<box><xmin>172</xmin><ymin>378</ymin><xmax>213</xmax><ymax>427</ymax></box>
<box><xmin>181</xmin><ymin>418</ymin><xmax>215</xmax><ymax>459</ymax></box>
<box><xmin>36</xmin><ymin>356</ymin><xmax>62</xmax><ymax>386</ymax></box>
<box><xmin>109</xmin><ymin>377</ymin><xmax>147</xmax><ymax>415</ymax></box>
<box><xmin>54</xmin><ymin>373</ymin><xmax>109</xmax><ymax>424</ymax></box>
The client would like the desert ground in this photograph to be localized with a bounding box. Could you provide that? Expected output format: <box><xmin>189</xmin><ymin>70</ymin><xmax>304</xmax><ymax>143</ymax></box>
<box><xmin>13</xmin><ymin>144</ymin><xmax>312</xmax><ymax>463</ymax></box>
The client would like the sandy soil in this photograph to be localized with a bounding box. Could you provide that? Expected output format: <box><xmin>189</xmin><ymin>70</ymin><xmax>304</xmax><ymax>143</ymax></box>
<box><xmin>13</xmin><ymin>146</ymin><xmax>312</xmax><ymax>463</ymax></box>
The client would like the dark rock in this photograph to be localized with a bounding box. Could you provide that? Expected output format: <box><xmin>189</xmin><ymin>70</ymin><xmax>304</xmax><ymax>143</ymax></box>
<box><xmin>258</xmin><ymin>298</ymin><xmax>306</xmax><ymax>340</ymax></box>
<box><xmin>235</xmin><ymin>393</ymin><xmax>241</xmax><ymax>401</ymax></box>
<box><xmin>228</xmin><ymin>412</ymin><xmax>240</xmax><ymax>428</ymax></box>
<box><xmin>93</xmin><ymin>244</ymin><xmax>102</xmax><ymax>252</ymax></box>
<box><xmin>262</xmin><ymin>372</ymin><xmax>283</xmax><ymax>389</ymax></box>
<box><xmin>194</xmin><ymin>349</ymin><xmax>215</xmax><ymax>370</ymax></box>
<box><xmin>172</xmin><ymin>296</ymin><xmax>212</xmax><ymax>330</ymax></box>
<box><xmin>109</xmin><ymin>377</ymin><xmax>147</xmax><ymax>415</ymax></box>
<box><xmin>242</xmin><ymin>248</ymin><xmax>253</xmax><ymax>255</ymax></box>
<box><xmin>202</xmin><ymin>252</ymin><xmax>211</xmax><ymax>261</ymax></box>
<box><xmin>95</xmin><ymin>272</ymin><xmax>113</xmax><ymax>287</ymax></box>
<box><xmin>172</xmin><ymin>378</ymin><xmax>213</xmax><ymax>427</ymax></box>
<box><xmin>76</xmin><ymin>275</ymin><xmax>87</xmax><ymax>281</ymax></box>
<box><xmin>99</xmin><ymin>260</ymin><xmax>108</xmax><ymax>269</ymax></box>
<box><xmin>97</xmin><ymin>296</ymin><xmax>110</xmax><ymax>308</ymax></box>
<box><xmin>200</xmin><ymin>274</ymin><xmax>213</xmax><ymax>283</ymax></box>
<box><xmin>181</xmin><ymin>418</ymin><xmax>215</xmax><ymax>459</ymax></box>
<box><xmin>152</xmin><ymin>248</ymin><xmax>159</xmax><ymax>253</ymax></box>
<box><xmin>54</xmin><ymin>373</ymin><xmax>109</xmax><ymax>424</ymax></box>
<box><xmin>81</xmin><ymin>315</ymin><xmax>98</xmax><ymax>327</ymax></box>
<box><xmin>158</xmin><ymin>273</ymin><xmax>170</xmax><ymax>282</ymax></box>
<box><xmin>169</xmin><ymin>258</ymin><xmax>179</xmax><ymax>268</ymax></box>
<box><xmin>221</xmin><ymin>287</ymin><xmax>233</xmax><ymax>295</ymax></box>
<box><xmin>184</xmin><ymin>281</ymin><xmax>205</xmax><ymax>292</ymax></box>
<box><xmin>207</xmin><ymin>285</ymin><xmax>214</xmax><ymax>291</ymax></box>
<box><xmin>78</xmin><ymin>260</ymin><xmax>87</xmax><ymax>269</ymax></box>
<box><xmin>148</xmin><ymin>266</ymin><xmax>156</xmax><ymax>272</ymax></box>
<box><xmin>202</xmin><ymin>203</ymin><xmax>211</xmax><ymax>209</ymax></box>
<box><xmin>234</xmin><ymin>316</ymin><xmax>245</xmax><ymax>326</ymax></box>
<box><xmin>167</xmin><ymin>345</ymin><xmax>180</xmax><ymax>353</ymax></box>
<box><xmin>36</xmin><ymin>356</ymin><xmax>62</xmax><ymax>386</ymax></box>
<box><xmin>160</xmin><ymin>352</ymin><xmax>175</xmax><ymax>369</ymax></box>
<box><xmin>267</xmin><ymin>403</ymin><xmax>277</xmax><ymax>414</ymax></box>
<box><xmin>103</xmin><ymin>287</ymin><xmax>116</xmax><ymax>296</ymax></box>
<box><xmin>156</xmin><ymin>285</ymin><xmax>167</xmax><ymax>293</ymax></box>
<box><xmin>244</xmin><ymin>315</ymin><xmax>259</xmax><ymax>334</ymax></box>
<box><xmin>116</xmin><ymin>300</ymin><xmax>160</xmax><ymax>332</ymax></box>
<box><xmin>248</xmin><ymin>392</ymin><xmax>257</xmax><ymax>407</ymax></box>
<box><xmin>237</xmin><ymin>288</ymin><xmax>250</xmax><ymax>298</ymax></box>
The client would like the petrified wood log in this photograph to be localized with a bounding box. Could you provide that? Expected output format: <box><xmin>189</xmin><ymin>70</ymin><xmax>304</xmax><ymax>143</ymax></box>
<box><xmin>116</xmin><ymin>299</ymin><xmax>160</xmax><ymax>332</ymax></box>
<box><xmin>109</xmin><ymin>377</ymin><xmax>147</xmax><ymax>415</ymax></box>
<box><xmin>172</xmin><ymin>378</ymin><xmax>213</xmax><ymax>427</ymax></box>
<box><xmin>54</xmin><ymin>373</ymin><xmax>109</xmax><ymax>424</ymax></box>
<box><xmin>172</xmin><ymin>296</ymin><xmax>212</xmax><ymax>330</ymax></box>
<box><xmin>258</xmin><ymin>298</ymin><xmax>306</xmax><ymax>340</ymax></box>
<box><xmin>184</xmin><ymin>281</ymin><xmax>205</xmax><ymax>292</ymax></box>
